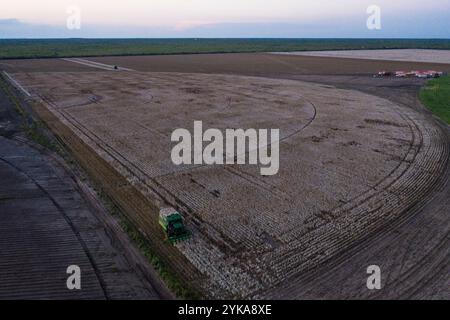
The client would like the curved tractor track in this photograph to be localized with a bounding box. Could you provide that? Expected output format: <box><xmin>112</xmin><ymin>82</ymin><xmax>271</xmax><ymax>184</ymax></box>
<box><xmin>9</xmin><ymin>71</ymin><xmax>450</xmax><ymax>299</ymax></box>
<box><xmin>262</xmin><ymin>101</ymin><xmax>450</xmax><ymax>299</ymax></box>
<box><xmin>260</xmin><ymin>74</ymin><xmax>450</xmax><ymax>300</ymax></box>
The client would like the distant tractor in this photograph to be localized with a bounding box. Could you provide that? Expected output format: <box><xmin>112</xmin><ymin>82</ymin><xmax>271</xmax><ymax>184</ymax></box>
<box><xmin>374</xmin><ymin>71</ymin><xmax>393</xmax><ymax>77</ymax></box>
<box><xmin>159</xmin><ymin>207</ymin><xmax>191</xmax><ymax>244</ymax></box>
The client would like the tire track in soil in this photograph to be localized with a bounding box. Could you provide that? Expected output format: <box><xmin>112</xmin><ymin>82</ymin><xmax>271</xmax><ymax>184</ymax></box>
<box><xmin>257</xmin><ymin>84</ymin><xmax>449</xmax><ymax>300</ymax></box>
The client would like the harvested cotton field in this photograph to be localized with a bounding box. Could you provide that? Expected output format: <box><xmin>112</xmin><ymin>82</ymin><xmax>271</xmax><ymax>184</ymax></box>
<box><xmin>9</xmin><ymin>66</ymin><xmax>449</xmax><ymax>298</ymax></box>
<box><xmin>272</xmin><ymin>49</ymin><xmax>450</xmax><ymax>64</ymax></box>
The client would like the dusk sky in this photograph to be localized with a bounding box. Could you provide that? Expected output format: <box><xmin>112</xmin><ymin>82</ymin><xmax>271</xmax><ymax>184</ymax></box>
<box><xmin>1</xmin><ymin>0</ymin><xmax>449</xmax><ymax>38</ymax></box>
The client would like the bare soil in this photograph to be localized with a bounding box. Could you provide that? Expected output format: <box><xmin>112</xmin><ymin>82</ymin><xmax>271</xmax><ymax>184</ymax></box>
<box><xmin>2</xmin><ymin>52</ymin><xmax>449</xmax><ymax>75</ymax></box>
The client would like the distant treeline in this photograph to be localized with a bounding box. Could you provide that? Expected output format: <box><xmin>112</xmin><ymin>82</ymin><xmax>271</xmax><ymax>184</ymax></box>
<box><xmin>0</xmin><ymin>38</ymin><xmax>449</xmax><ymax>59</ymax></box>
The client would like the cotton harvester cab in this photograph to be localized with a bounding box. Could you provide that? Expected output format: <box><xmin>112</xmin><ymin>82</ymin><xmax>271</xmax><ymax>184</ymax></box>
<box><xmin>159</xmin><ymin>207</ymin><xmax>191</xmax><ymax>244</ymax></box>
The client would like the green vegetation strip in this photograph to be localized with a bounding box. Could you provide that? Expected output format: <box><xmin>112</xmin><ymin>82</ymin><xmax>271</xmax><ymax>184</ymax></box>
<box><xmin>99</xmin><ymin>193</ymin><xmax>201</xmax><ymax>299</ymax></box>
<box><xmin>1</xmin><ymin>38</ymin><xmax>450</xmax><ymax>59</ymax></box>
<box><xmin>420</xmin><ymin>76</ymin><xmax>450</xmax><ymax>124</ymax></box>
<box><xmin>0</xmin><ymin>74</ymin><xmax>58</xmax><ymax>150</ymax></box>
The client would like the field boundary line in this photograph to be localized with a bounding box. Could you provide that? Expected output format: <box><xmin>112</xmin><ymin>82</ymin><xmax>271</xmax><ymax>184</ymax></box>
<box><xmin>2</xmin><ymin>71</ymin><xmax>31</xmax><ymax>97</ymax></box>
<box><xmin>61</xmin><ymin>58</ymin><xmax>115</xmax><ymax>70</ymax></box>
<box><xmin>61</xmin><ymin>58</ymin><xmax>135</xmax><ymax>71</ymax></box>
<box><xmin>73</xmin><ymin>58</ymin><xmax>135</xmax><ymax>71</ymax></box>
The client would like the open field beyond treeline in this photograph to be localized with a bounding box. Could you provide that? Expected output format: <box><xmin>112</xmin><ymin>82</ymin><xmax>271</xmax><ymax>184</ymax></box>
<box><xmin>273</xmin><ymin>49</ymin><xmax>450</xmax><ymax>64</ymax></box>
<box><xmin>1</xmin><ymin>51</ymin><xmax>449</xmax><ymax>299</ymax></box>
